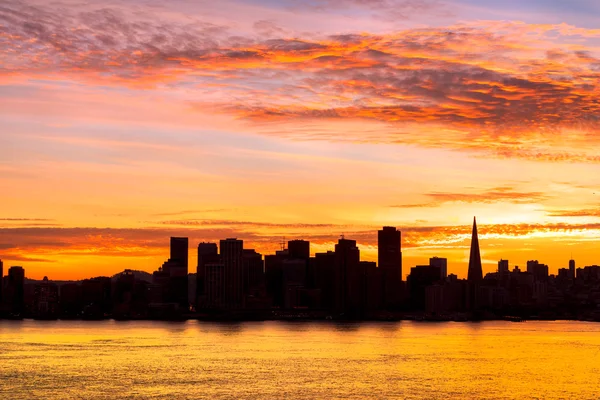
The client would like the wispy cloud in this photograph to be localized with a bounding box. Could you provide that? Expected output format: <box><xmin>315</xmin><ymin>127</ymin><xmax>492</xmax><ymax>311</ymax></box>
<box><xmin>3</xmin><ymin>255</ymin><xmax>56</xmax><ymax>263</ymax></box>
<box><xmin>288</xmin><ymin>0</ymin><xmax>449</xmax><ymax>20</ymax></box>
<box><xmin>155</xmin><ymin>219</ymin><xmax>342</xmax><ymax>229</ymax></box>
<box><xmin>391</xmin><ymin>186</ymin><xmax>549</xmax><ymax>208</ymax></box>
<box><xmin>150</xmin><ymin>209</ymin><xmax>231</xmax><ymax>217</ymax></box>
<box><xmin>547</xmin><ymin>208</ymin><xmax>600</xmax><ymax>217</ymax></box>
<box><xmin>0</xmin><ymin>218</ymin><xmax>54</xmax><ymax>221</ymax></box>
<box><xmin>426</xmin><ymin>187</ymin><xmax>549</xmax><ymax>204</ymax></box>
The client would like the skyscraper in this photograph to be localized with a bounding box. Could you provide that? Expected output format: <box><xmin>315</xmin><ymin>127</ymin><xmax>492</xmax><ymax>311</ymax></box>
<box><xmin>527</xmin><ymin>260</ymin><xmax>549</xmax><ymax>282</ymax></box>
<box><xmin>378</xmin><ymin>226</ymin><xmax>402</xmax><ymax>308</ymax></box>
<box><xmin>243</xmin><ymin>249</ymin><xmax>264</xmax><ymax>297</ymax></box>
<box><xmin>408</xmin><ymin>265</ymin><xmax>442</xmax><ymax>310</ymax></box>
<box><xmin>220</xmin><ymin>238</ymin><xmax>244</xmax><ymax>309</ymax></box>
<box><xmin>169</xmin><ymin>237</ymin><xmax>189</xmax><ymax>310</ymax></box>
<box><xmin>170</xmin><ymin>237</ymin><xmax>189</xmax><ymax>269</ymax></box>
<box><xmin>198</xmin><ymin>242</ymin><xmax>218</xmax><ymax>258</ymax></box>
<box><xmin>378</xmin><ymin>227</ymin><xmax>402</xmax><ymax>276</ymax></box>
<box><xmin>204</xmin><ymin>262</ymin><xmax>225</xmax><ymax>310</ymax></box>
<box><xmin>498</xmin><ymin>259</ymin><xmax>509</xmax><ymax>276</ymax></box>
<box><xmin>288</xmin><ymin>240</ymin><xmax>310</xmax><ymax>260</ymax></box>
<box><xmin>265</xmin><ymin>251</ymin><xmax>286</xmax><ymax>308</ymax></box>
<box><xmin>312</xmin><ymin>251</ymin><xmax>336</xmax><ymax>311</ymax></box>
<box><xmin>569</xmin><ymin>259</ymin><xmax>576</xmax><ymax>279</ymax></box>
<box><xmin>334</xmin><ymin>238</ymin><xmax>360</xmax><ymax>316</ymax></box>
<box><xmin>197</xmin><ymin>242</ymin><xmax>219</xmax><ymax>307</ymax></box>
<box><xmin>152</xmin><ymin>238</ymin><xmax>189</xmax><ymax>311</ymax></box>
<box><xmin>6</xmin><ymin>266</ymin><xmax>25</xmax><ymax>315</ymax></box>
<box><xmin>430</xmin><ymin>257</ymin><xmax>448</xmax><ymax>279</ymax></box>
<box><xmin>287</xmin><ymin>240</ymin><xmax>310</xmax><ymax>294</ymax></box>
<box><xmin>467</xmin><ymin>217</ymin><xmax>483</xmax><ymax>282</ymax></box>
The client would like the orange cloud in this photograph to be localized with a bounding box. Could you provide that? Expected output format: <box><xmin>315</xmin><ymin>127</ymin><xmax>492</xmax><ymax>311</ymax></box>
<box><xmin>547</xmin><ymin>208</ymin><xmax>600</xmax><ymax>217</ymax></box>
<box><xmin>392</xmin><ymin>186</ymin><xmax>551</xmax><ymax>208</ymax></box>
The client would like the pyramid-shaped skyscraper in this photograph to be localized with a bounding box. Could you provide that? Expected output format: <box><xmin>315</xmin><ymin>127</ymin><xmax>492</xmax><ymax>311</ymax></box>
<box><xmin>467</xmin><ymin>217</ymin><xmax>483</xmax><ymax>282</ymax></box>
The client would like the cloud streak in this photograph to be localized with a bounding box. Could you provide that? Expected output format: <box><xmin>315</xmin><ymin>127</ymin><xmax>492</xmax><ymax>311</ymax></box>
<box><xmin>0</xmin><ymin>218</ymin><xmax>54</xmax><ymax>221</ymax></box>
<box><xmin>155</xmin><ymin>219</ymin><xmax>342</xmax><ymax>229</ymax></box>
<box><xmin>391</xmin><ymin>186</ymin><xmax>550</xmax><ymax>208</ymax></box>
<box><xmin>547</xmin><ymin>208</ymin><xmax>600</xmax><ymax>217</ymax></box>
<box><xmin>288</xmin><ymin>0</ymin><xmax>449</xmax><ymax>21</ymax></box>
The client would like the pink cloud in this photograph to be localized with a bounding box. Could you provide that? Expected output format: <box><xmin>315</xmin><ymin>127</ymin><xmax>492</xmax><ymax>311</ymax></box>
<box><xmin>2</xmin><ymin>2</ymin><xmax>600</xmax><ymax>163</ymax></box>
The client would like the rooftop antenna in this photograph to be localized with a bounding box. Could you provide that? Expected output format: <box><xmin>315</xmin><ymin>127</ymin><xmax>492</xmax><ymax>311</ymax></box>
<box><xmin>280</xmin><ymin>236</ymin><xmax>286</xmax><ymax>251</ymax></box>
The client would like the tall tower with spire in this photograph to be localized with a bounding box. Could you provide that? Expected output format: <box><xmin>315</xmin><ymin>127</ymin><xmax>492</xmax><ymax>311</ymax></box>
<box><xmin>467</xmin><ymin>217</ymin><xmax>483</xmax><ymax>282</ymax></box>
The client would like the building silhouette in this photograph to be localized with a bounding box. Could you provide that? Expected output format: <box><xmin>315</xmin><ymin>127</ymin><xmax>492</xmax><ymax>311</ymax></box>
<box><xmin>113</xmin><ymin>269</ymin><xmax>149</xmax><ymax>319</ymax></box>
<box><xmin>243</xmin><ymin>249</ymin><xmax>265</xmax><ymax>305</ymax></box>
<box><xmin>312</xmin><ymin>251</ymin><xmax>336</xmax><ymax>311</ymax></box>
<box><xmin>430</xmin><ymin>257</ymin><xmax>448</xmax><ymax>280</ymax></box>
<box><xmin>151</xmin><ymin>237</ymin><xmax>189</xmax><ymax>313</ymax></box>
<box><xmin>169</xmin><ymin>237</ymin><xmax>189</xmax><ymax>310</ymax></box>
<box><xmin>467</xmin><ymin>217</ymin><xmax>483</xmax><ymax>282</ymax></box>
<box><xmin>425</xmin><ymin>273</ymin><xmax>469</xmax><ymax>316</ymax></box>
<box><xmin>114</xmin><ymin>270</ymin><xmax>135</xmax><ymax>305</ymax></box>
<box><xmin>170</xmin><ymin>237</ymin><xmax>189</xmax><ymax>269</ymax></box>
<box><xmin>498</xmin><ymin>259</ymin><xmax>509</xmax><ymax>276</ymax></box>
<box><xmin>378</xmin><ymin>226</ymin><xmax>402</xmax><ymax>309</ymax></box>
<box><xmin>263</xmin><ymin>241</ymin><xmax>316</xmax><ymax>310</ymax></box>
<box><xmin>265</xmin><ymin>249</ymin><xmax>288</xmax><ymax>308</ymax></box>
<box><xmin>220</xmin><ymin>238</ymin><xmax>244</xmax><ymax>309</ymax></box>
<box><xmin>196</xmin><ymin>242</ymin><xmax>219</xmax><ymax>309</ymax></box>
<box><xmin>283</xmin><ymin>258</ymin><xmax>307</xmax><ymax>308</ymax></box>
<box><xmin>527</xmin><ymin>260</ymin><xmax>549</xmax><ymax>282</ymax></box>
<box><xmin>288</xmin><ymin>240</ymin><xmax>310</xmax><ymax>260</ymax></box>
<box><xmin>577</xmin><ymin>265</ymin><xmax>600</xmax><ymax>281</ymax></box>
<box><xmin>361</xmin><ymin>260</ymin><xmax>382</xmax><ymax>315</ymax></box>
<box><xmin>4</xmin><ymin>266</ymin><xmax>25</xmax><ymax>316</ymax></box>
<box><xmin>81</xmin><ymin>276</ymin><xmax>111</xmax><ymax>318</ymax></box>
<box><xmin>408</xmin><ymin>265</ymin><xmax>442</xmax><ymax>310</ymax></box>
<box><xmin>33</xmin><ymin>276</ymin><xmax>59</xmax><ymax>319</ymax></box>
<box><xmin>59</xmin><ymin>283</ymin><xmax>82</xmax><ymax>318</ymax></box>
<box><xmin>204</xmin><ymin>261</ymin><xmax>226</xmax><ymax>310</ymax></box>
<box><xmin>9</xmin><ymin>218</ymin><xmax>600</xmax><ymax>322</ymax></box>
<box><xmin>334</xmin><ymin>238</ymin><xmax>361</xmax><ymax>316</ymax></box>
<box><xmin>283</xmin><ymin>240</ymin><xmax>310</xmax><ymax>309</ymax></box>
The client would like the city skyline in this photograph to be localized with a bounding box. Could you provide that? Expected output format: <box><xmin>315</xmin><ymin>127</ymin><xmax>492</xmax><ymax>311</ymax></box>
<box><xmin>0</xmin><ymin>216</ymin><xmax>596</xmax><ymax>280</ymax></box>
<box><xmin>2</xmin><ymin>0</ymin><xmax>600</xmax><ymax>280</ymax></box>
<box><xmin>3</xmin><ymin>221</ymin><xmax>599</xmax><ymax>323</ymax></box>
<box><xmin>0</xmin><ymin>219</ymin><xmax>591</xmax><ymax>282</ymax></box>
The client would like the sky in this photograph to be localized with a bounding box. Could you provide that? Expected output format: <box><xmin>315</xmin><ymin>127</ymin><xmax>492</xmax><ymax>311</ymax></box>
<box><xmin>1</xmin><ymin>0</ymin><xmax>600</xmax><ymax>280</ymax></box>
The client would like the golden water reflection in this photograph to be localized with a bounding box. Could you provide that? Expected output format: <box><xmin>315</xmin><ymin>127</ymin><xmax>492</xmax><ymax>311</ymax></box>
<box><xmin>0</xmin><ymin>320</ymin><xmax>599</xmax><ymax>399</ymax></box>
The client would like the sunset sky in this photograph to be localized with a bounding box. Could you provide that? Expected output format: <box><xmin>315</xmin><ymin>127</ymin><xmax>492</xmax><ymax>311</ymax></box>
<box><xmin>1</xmin><ymin>0</ymin><xmax>600</xmax><ymax>280</ymax></box>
